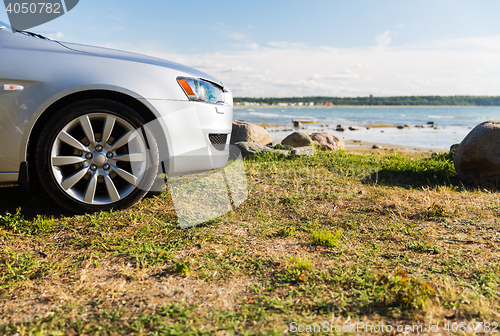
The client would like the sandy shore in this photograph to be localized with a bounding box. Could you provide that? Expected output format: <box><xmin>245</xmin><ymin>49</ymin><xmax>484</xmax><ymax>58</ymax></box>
<box><xmin>343</xmin><ymin>139</ymin><xmax>435</xmax><ymax>154</ymax></box>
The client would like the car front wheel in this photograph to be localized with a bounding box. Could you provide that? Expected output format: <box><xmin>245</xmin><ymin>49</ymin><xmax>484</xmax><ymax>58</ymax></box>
<box><xmin>36</xmin><ymin>99</ymin><xmax>159</xmax><ymax>213</ymax></box>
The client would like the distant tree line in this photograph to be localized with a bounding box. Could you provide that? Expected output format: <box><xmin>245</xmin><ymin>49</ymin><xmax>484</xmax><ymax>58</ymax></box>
<box><xmin>233</xmin><ymin>96</ymin><xmax>500</xmax><ymax>106</ymax></box>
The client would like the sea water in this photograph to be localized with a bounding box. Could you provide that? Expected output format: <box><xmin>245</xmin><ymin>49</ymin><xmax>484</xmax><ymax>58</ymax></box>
<box><xmin>234</xmin><ymin>106</ymin><xmax>500</xmax><ymax>150</ymax></box>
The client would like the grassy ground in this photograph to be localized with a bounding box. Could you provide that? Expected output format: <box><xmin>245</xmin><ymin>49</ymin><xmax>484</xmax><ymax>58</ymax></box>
<box><xmin>1</xmin><ymin>149</ymin><xmax>500</xmax><ymax>335</ymax></box>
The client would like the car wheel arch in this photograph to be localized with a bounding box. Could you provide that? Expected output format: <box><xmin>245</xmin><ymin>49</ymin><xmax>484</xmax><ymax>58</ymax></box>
<box><xmin>26</xmin><ymin>89</ymin><xmax>162</xmax><ymax>183</ymax></box>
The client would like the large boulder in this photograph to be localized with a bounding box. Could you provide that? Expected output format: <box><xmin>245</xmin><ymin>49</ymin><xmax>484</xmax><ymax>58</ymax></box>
<box><xmin>454</xmin><ymin>121</ymin><xmax>500</xmax><ymax>182</ymax></box>
<box><xmin>235</xmin><ymin>142</ymin><xmax>288</xmax><ymax>158</ymax></box>
<box><xmin>281</xmin><ymin>132</ymin><xmax>313</xmax><ymax>148</ymax></box>
<box><xmin>231</xmin><ymin>120</ymin><xmax>272</xmax><ymax>146</ymax></box>
<box><xmin>310</xmin><ymin>132</ymin><xmax>345</xmax><ymax>151</ymax></box>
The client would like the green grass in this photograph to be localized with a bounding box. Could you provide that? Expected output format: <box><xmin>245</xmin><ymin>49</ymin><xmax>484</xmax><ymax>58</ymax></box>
<box><xmin>174</xmin><ymin>260</ymin><xmax>191</xmax><ymax>277</ymax></box>
<box><xmin>375</xmin><ymin>270</ymin><xmax>435</xmax><ymax>310</ymax></box>
<box><xmin>1</xmin><ymin>149</ymin><xmax>500</xmax><ymax>334</ymax></box>
<box><xmin>310</xmin><ymin>227</ymin><xmax>343</xmax><ymax>247</ymax></box>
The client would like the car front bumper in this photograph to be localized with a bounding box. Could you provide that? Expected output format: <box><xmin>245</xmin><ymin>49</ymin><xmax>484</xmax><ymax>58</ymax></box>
<box><xmin>141</xmin><ymin>98</ymin><xmax>233</xmax><ymax>177</ymax></box>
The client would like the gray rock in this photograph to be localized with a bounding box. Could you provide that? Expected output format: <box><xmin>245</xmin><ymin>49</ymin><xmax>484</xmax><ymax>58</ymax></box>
<box><xmin>231</xmin><ymin>120</ymin><xmax>272</xmax><ymax>146</ymax></box>
<box><xmin>454</xmin><ymin>121</ymin><xmax>500</xmax><ymax>182</ymax></box>
<box><xmin>290</xmin><ymin>146</ymin><xmax>316</xmax><ymax>157</ymax></box>
<box><xmin>310</xmin><ymin>132</ymin><xmax>345</xmax><ymax>151</ymax></box>
<box><xmin>372</xmin><ymin>145</ymin><xmax>383</xmax><ymax>149</ymax></box>
<box><xmin>281</xmin><ymin>132</ymin><xmax>314</xmax><ymax>148</ymax></box>
<box><xmin>235</xmin><ymin>142</ymin><xmax>288</xmax><ymax>158</ymax></box>
<box><xmin>336</xmin><ymin>127</ymin><xmax>345</xmax><ymax>132</ymax></box>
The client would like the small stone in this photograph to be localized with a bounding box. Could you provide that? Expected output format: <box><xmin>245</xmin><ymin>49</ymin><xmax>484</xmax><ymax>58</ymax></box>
<box><xmin>281</xmin><ymin>132</ymin><xmax>314</xmax><ymax>148</ymax></box>
<box><xmin>290</xmin><ymin>146</ymin><xmax>315</xmax><ymax>157</ymax></box>
<box><xmin>310</xmin><ymin>132</ymin><xmax>345</xmax><ymax>151</ymax></box>
<box><xmin>372</xmin><ymin>145</ymin><xmax>382</xmax><ymax>149</ymax></box>
<box><xmin>235</xmin><ymin>142</ymin><xmax>288</xmax><ymax>158</ymax></box>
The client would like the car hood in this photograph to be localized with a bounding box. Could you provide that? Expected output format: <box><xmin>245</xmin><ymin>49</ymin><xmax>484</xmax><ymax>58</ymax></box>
<box><xmin>58</xmin><ymin>41</ymin><xmax>224</xmax><ymax>87</ymax></box>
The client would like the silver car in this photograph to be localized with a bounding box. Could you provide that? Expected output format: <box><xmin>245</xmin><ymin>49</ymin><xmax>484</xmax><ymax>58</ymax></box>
<box><xmin>0</xmin><ymin>26</ymin><xmax>233</xmax><ymax>213</ymax></box>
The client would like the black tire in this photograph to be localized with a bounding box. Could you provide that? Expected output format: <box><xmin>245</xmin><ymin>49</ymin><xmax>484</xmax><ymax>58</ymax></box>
<box><xmin>36</xmin><ymin>99</ymin><xmax>159</xmax><ymax>213</ymax></box>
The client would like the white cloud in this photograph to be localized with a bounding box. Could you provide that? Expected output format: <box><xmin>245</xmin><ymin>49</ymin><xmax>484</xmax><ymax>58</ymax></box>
<box><xmin>222</xmin><ymin>66</ymin><xmax>255</xmax><ymax>73</ymax></box>
<box><xmin>225</xmin><ymin>31</ymin><xmax>259</xmax><ymax>50</ymax></box>
<box><xmin>226</xmin><ymin>32</ymin><xmax>251</xmax><ymax>41</ymax></box>
<box><xmin>47</xmin><ymin>31</ymin><xmax>64</xmax><ymax>39</ymax></box>
<box><xmin>355</xmin><ymin>63</ymin><xmax>369</xmax><ymax>68</ymax></box>
<box><xmin>416</xmin><ymin>35</ymin><xmax>500</xmax><ymax>52</ymax></box>
<box><xmin>311</xmin><ymin>70</ymin><xmax>360</xmax><ymax>80</ymax></box>
<box><xmin>375</xmin><ymin>30</ymin><xmax>392</xmax><ymax>48</ymax></box>
<box><xmin>107</xmin><ymin>35</ymin><xmax>500</xmax><ymax>97</ymax></box>
<box><xmin>267</xmin><ymin>41</ymin><xmax>309</xmax><ymax>49</ymax></box>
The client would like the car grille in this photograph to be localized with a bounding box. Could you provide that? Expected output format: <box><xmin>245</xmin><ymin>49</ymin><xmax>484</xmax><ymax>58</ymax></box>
<box><xmin>209</xmin><ymin>134</ymin><xmax>228</xmax><ymax>151</ymax></box>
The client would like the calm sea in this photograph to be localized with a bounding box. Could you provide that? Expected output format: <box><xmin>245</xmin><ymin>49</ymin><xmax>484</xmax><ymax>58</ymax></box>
<box><xmin>234</xmin><ymin>106</ymin><xmax>500</xmax><ymax>150</ymax></box>
<box><xmin>234</xmin><ymin>106</ymin><xmax>500</xmax><ymax>127</ymax></box>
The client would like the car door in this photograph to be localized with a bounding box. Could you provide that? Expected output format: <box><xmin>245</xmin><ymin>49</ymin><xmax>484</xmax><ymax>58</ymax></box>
<box><xmin>0</xmin><ymin>29</ymin><xmax>65</xmax><ymax>173</ymax></box>
<box><xmin>0</xmin><ymin>29</ymin><xmax>29</xmax><ymax>173</ymax></box>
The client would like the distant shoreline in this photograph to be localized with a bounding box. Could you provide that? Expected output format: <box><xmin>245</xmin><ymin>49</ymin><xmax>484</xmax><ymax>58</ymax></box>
<box><xmin>233</xmin><ymin>95</ymin><xmax>500</xmax><ymax>107</ymax></box>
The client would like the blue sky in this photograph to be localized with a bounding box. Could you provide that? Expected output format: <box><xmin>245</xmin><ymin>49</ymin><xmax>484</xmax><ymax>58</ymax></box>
<box><xmin>2</xmin><ymin>0</ymin><xmax>500</xmax><ymax>97</ymax></box>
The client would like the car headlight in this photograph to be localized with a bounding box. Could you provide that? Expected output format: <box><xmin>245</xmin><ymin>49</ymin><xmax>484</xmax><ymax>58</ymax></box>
<box><xmin>177</xmin><ymin>77</ymin><xmax>224</xmax><ymax>104</ymax></box>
